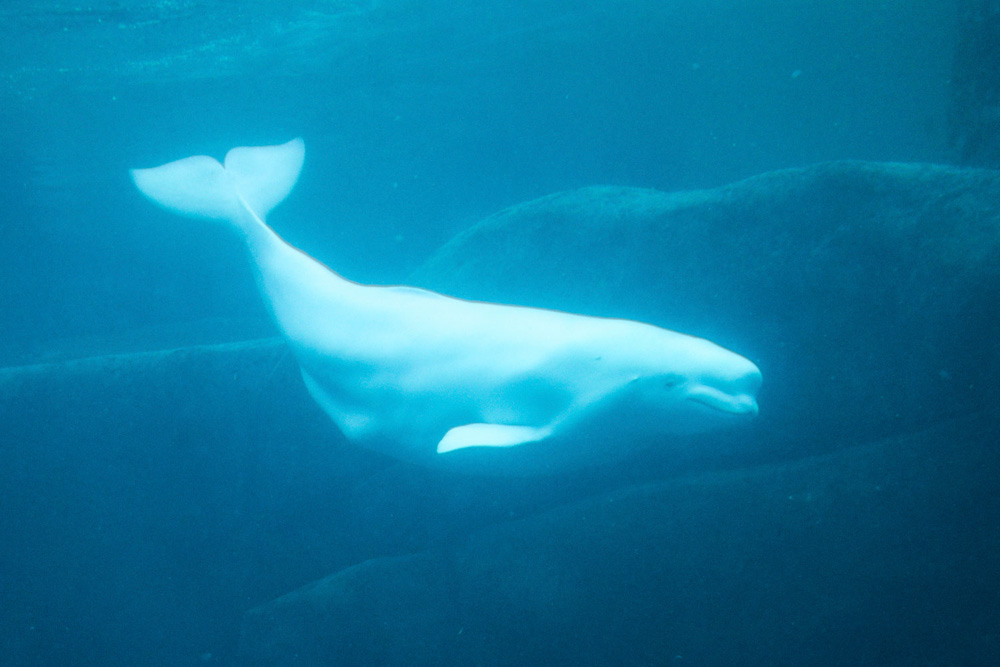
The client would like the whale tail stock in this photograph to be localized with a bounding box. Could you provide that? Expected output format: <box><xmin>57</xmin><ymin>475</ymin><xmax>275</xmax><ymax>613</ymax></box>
<box><xmin>130</xmin><ymin>138</ymin><xmax>305</xmax><ymax>227</ymax></box>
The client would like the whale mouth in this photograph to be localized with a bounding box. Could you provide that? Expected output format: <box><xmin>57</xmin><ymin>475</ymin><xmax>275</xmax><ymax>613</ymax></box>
<box><xmin>687</xmin><ymin>385</ymin><xmax>759</xmax><ymax>416</ymax></box>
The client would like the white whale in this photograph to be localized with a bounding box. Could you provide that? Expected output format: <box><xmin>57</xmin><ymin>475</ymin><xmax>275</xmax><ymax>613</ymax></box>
<box><xmin>131</xmin><ymin>139</ymin><xmax>761</xmax><ymax>474</ymax></box>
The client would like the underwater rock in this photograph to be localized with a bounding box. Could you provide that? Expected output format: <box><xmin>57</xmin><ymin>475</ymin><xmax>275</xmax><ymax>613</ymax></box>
<box><xmin>241</xmin><ymin>552</ymin><xmax>457</xmax><ymax>667</ymax></box>
<box><xmin>950</xmin><ymin>1</ymin><xmax>1000</xmax><ymax>168</ymax></box>
<box><xmin>410</xmin><ymin>161</ymin><xmax>1000</xmax><ymax>459</ymax></box>
<box><xmin>240</xmin><ymin>410</ymin><xmax>1000</xmax><ymax>666</ymax></box>
<box><xmin>0</xmin><ymin>340</ymin><xmax>391</xmax><ymax>666</ymax></box>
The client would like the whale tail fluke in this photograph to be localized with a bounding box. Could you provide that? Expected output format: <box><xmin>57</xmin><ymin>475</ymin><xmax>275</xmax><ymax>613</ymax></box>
<box><xmin>130</xmin><ymin>138</ymin><xmax>305</xmax><ymax>224</ymax></box>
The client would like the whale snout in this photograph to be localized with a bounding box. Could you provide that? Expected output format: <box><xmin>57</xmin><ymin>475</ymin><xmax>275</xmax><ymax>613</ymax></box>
<box><xmin>687</xmin><ymin>355</ymin><xmax>762</xmax><ymax>417</ymax></box>
<box><xmin>686</xmin><ymin>383</ymin><xmax>759</xmax><ymax>416</ymax></box>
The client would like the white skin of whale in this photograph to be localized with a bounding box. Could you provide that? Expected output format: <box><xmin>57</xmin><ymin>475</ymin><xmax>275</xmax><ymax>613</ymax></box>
<box><xmin>131</xmin><ymin>139</ymin><xmax>761</xmax><ymax>473</ymax></box>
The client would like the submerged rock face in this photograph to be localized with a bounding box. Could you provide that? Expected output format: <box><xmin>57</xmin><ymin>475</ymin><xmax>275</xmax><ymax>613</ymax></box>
<box><xmin>951</xmin><ymin>1</ymin><xmax>1000</xmax><ymax>168</ymax></box>
<box><xmin>241</xmin><ymin>411</ymin><xmax>1000</xmax><ymax>666</ymax></box>
<box><xmin>411</xmin><ymin>162</ymin><xmax>1000</xmax><ymax>458</ymax></box>
<box><xmin>0</xmin><ymin>340</ymin><xmax>383</xmax><ymax>667</ymax></box>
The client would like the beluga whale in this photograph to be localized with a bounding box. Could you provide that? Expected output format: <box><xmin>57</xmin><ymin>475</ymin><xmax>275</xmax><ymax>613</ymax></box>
<box><xmin>131</xmin><ymin>139</ymin><xmax>761</xmax><ymax>474</ymax></box>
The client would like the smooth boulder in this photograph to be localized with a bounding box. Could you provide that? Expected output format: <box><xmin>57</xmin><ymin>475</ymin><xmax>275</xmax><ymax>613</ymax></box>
<box><xmin>241</xmin><ymin>410</ymin><xmax>1000</xmax><ymax>666</ymax></box>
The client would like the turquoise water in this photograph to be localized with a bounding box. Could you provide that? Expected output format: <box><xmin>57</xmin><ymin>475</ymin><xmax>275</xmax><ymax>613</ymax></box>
<box><xmin>0</xmin><ymin>0</ymin><xmax>953</xmax><ymax>361</ymax></box>
<box><xmin>1</xmin><ymin>3</ymin><xmax>985</xmax><ymax>667</ymax></box>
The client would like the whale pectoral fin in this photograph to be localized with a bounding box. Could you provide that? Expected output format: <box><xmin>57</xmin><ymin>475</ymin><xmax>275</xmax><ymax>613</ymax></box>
<box><xmin>437</xmin><ymin>423</ymin><xmax>550</xmax><ymax>454</ymax></box>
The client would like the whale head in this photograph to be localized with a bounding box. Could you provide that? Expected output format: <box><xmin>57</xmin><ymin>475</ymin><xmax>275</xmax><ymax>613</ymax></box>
<box><xmin>609</xmin><ymin>327</ymin><xmax>762</xmax><ymax>436</ymax></box>
<box><xmin>677</xmin><ymin>339</ymin><xmax>761</xmax><ymax>420</ymax></box>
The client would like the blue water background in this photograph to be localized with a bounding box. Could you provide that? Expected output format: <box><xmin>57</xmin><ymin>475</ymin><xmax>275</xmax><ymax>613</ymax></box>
<box><xmin>0</xmin><ymin>1</ymin><xmax>964</xmax><ymax>666</ymax></box>
<box><xmin>0</xmin><ymin>0</ymin><xmax>954</xmax><ymax>360</ymax></box>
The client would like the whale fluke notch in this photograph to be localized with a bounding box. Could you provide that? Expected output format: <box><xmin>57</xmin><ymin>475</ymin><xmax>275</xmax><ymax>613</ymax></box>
<box><xmin>130</xmin><ymin>138</ymin><xmax>305</xmax><ymax>223</ymax></box>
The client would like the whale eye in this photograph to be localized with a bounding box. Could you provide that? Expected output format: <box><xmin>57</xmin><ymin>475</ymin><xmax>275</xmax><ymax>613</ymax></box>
<box><xmin>662</xmin><ymin>375</ymin><xmax>682</xmax><ymax>389</ymax></box>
